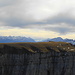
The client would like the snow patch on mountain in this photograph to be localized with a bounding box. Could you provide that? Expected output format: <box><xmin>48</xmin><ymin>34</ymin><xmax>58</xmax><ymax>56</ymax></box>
<box><xmin>0</xmin><ymin>36</ymin><xmax>35</xmax><ymax>43</ymax></box>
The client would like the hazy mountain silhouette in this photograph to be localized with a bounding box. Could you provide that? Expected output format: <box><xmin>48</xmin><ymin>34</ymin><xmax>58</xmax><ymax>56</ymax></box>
<box><xmin>41</xmin><ymin>37</ymin><xmax>75</xmax><ymax>45</ymax></box>
<box><xmin>0</xmin><ymin>36</ymin><xmax>35</xmax><ymax>43</ymax></box>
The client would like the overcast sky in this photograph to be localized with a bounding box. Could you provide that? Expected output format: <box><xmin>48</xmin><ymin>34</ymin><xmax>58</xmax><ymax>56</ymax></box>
<box><xmin>0</xmin><ymin>0</ymin><xmax>75</xmax><ymax>39</ymax></box>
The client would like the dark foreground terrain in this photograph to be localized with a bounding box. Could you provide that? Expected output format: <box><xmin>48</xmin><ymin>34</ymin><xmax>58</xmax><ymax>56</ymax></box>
<box><xmin>0</xmin><ymin>42</ymin><xmax>75</xmax><ymax>75</ymax></box>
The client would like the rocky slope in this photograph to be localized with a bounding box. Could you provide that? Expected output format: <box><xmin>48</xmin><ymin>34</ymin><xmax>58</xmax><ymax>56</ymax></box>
<box><xmin>0</xmin><ymin>42</ymin><xmax>75</xmax><ymax>75</ymax></box>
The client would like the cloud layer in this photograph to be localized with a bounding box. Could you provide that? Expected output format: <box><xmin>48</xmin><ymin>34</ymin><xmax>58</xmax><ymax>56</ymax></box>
<box><xmin>0</xmin><ymin>0</ymin><xmax>75</xmax><ymax>34</ymax></box>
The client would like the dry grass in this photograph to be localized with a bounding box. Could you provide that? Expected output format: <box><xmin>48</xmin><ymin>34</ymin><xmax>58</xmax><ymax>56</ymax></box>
<box><xmin>0</xmin><ymin>42</ymin><xmax>75</xmax><ymax>53</ymax></box>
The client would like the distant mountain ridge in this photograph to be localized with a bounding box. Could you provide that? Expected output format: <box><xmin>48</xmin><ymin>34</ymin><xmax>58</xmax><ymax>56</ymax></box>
<box><xmin>0</xmin><ymin>36</ymin><xmax>35</xmax><ymax>43</ymax></box>
<box><xmin>41</xmin><ymin>37</ymin><xmax>75</xmax><ymax>45</ymax></box>
<box><xmin>0</xmin><ymin>36</ymin><xmax>75</xmax><ymax>44</ymax></box>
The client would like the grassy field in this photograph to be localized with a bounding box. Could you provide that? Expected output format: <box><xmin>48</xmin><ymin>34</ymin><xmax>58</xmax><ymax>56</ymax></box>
<box><xmin>0</xmin><ymin>42</ymin><xmax>75</xmax><ymax>53</ymax></box>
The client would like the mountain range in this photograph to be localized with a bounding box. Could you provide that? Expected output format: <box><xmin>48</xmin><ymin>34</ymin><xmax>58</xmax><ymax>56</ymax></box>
<box><xmin>41</xmin><ymin>37</ymin><xmax>75</xmax><ymax>45</ymax></box>
<box><xmin>0</xmin><ymin>36</ymin><xmax>75</xmax><ymax>45</ymax></box>
<box><xmin>0</xmin><ymin>36</ymin><xmax>35</xmax><ymax>43</ymax></box>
